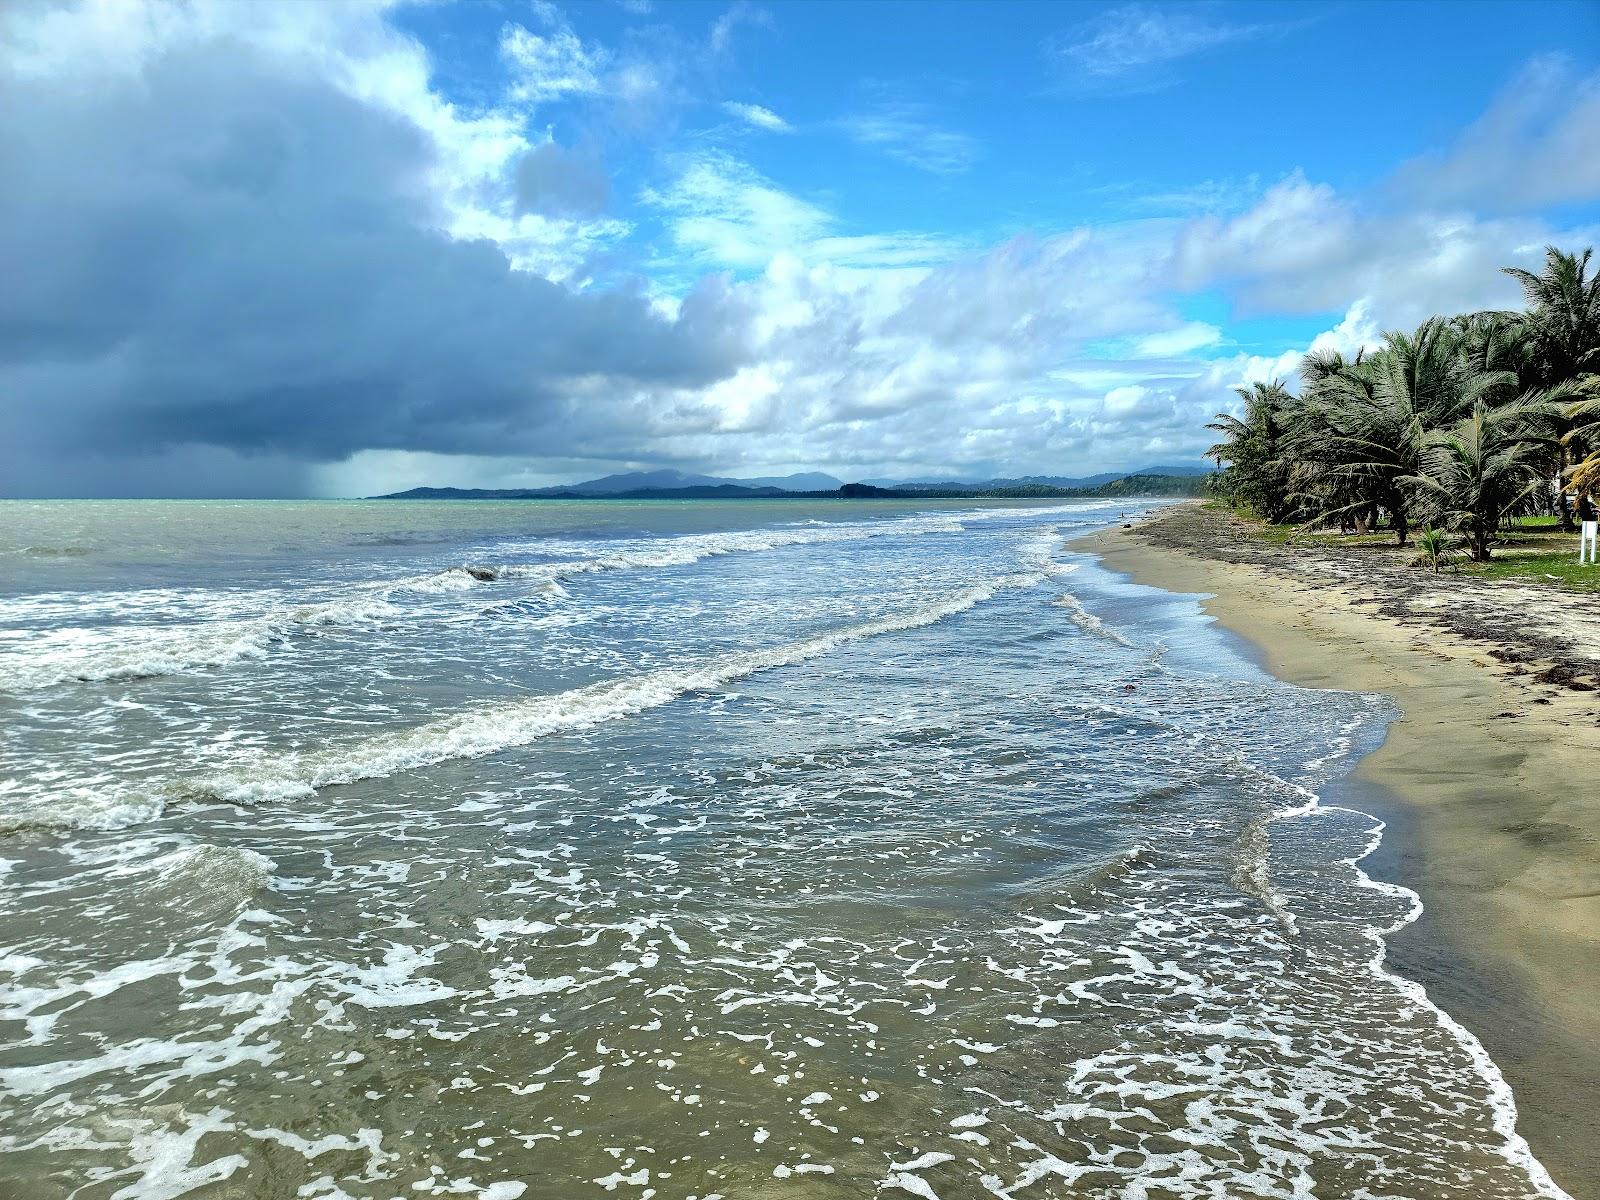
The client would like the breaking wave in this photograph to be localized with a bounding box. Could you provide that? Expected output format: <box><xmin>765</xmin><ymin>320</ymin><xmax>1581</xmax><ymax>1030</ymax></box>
<box><xmin>0</xmin><ymin>597</ymin><xmax>402</xmax><ymax>691</ymax></box>
<box><xmin>0</xmin><ymin>511</ymin><xmax>983</xmax><ymax>693</ymax></box>
<box><xmin>1052</xmin><ymin>591</ymin><xmax>1135</xmax><ymax>646</ymax></box>
<box><xmin>393</xmin><ymin>513</ymin><xmax>970</xmax><ymax>593</ymax></box>
<box><xmin>16</xmin><ymin>567</ymin><xmax>1047</xmax><ymax>829</ymax></box>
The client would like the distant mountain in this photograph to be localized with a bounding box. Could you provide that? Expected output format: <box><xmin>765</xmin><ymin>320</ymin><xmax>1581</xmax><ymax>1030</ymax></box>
<box><xmin>376</xmin><ymin>469</ymin><xmax>845</xmax><ymax>499</ymax></box>
<box><xmin>846</xmin><ymin>474</ymin><xmax>1209</xmax><ymax>500</ymax></box>
<box><xmin>375</xmin><ymin>472</ymin><xmax>1210</xmax><ymax>502</ymax></box>
<box><xmin>567</xmin><ymin>469</ymin><xmax>728</xmax><ymax>494</ymax></box>
<box><xmin>742</xmin><ymin>472</ymin><xmax>844</xmax><ymax>491</ymax></box>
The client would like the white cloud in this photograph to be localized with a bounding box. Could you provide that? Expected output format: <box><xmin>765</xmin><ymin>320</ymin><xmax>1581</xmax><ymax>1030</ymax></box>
<box><xmin>710</xmin><ymin>3</ymin><xmax>773</xmax><ymax>55</ymax></box>
<box><xmin>644</xmin><ymin>153</ymin><xmax>833</xmax><ymax>268</ymax></box>
<box><xmin>643</xmin><ymin>153</ymin><xmax>966</xmax><ymax>277</ymax></box>
<box><xmin>1172</xmin><ymin>169</ymin><xmax>1596</xmax><ymax>329</ymax></box>
<box><xmin>1305</xmin><ymin>299</ymin><xmax>1383</xmax><ymax>359</ymax></box>
<box><xmin>1392</xmin><ymin>56</ymin><xmax>1600</xmax><ymax>210</ymax></box>
<box><xmin>723</xmin><ymin>100</ymin><xmax>792</xmax><ymax>132</ymax></box>
<box><xmin>499</xmin><ymin>20</ymin><xmax>607</xmax><ymax>105</ymax></box>
<box><xmin>2</xmin><ymin>5</ymin><xmax>1592</xmax><ymax>493</ymax></box>
<box><xmin>1127</xmin><ymin>175</ymin><xmax>1262</xmax><ymax>216</ymax></box>
<box><xmin>0</xmin><ymin>0</ymin><xmax>748</xmax><ymax>496</ymax></box>
<box><xmin>1052</xmin><ymin>3</ymin><xmax>1274</xmax><ymax>87</ymax></box>
<box><xmin>841</xmin><ymin>104</ymin><xmax>978</xmax><ymax>174</ymax></box>
<box><xmin>1134</xmin><ymin>323</ymin><xmax>1222</xmax><ymax>357</ymax></box>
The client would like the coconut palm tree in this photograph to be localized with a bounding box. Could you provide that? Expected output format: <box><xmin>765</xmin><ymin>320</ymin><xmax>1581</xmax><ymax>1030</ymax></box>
<box><xmin>1403</xmin><ymin>399</ymin><xmax>1558</xmax><ymax>561</ymax></box>
<box><xmin>1504</xmin><ymin>247</ymin><xmax>1600</xmax><ymax>528</ymax></box>
<box><xmin>1198</xmin><ymin>246</ymin><xmax>1597</xmax><ymax>562</ymax></box>
<box><xmin>1283</xmin><ymin>350</ymin><xmax>1394</xmax><ymax>536</ymax></box>
<box><xmin>1206</xmin><ymin>380</ymin><xmax>1295</xmax><ymax>523</ymax></box>
<box><xmin>1504</xmin><ymin>246</ymin><xmax>1600</xmax><ymax>388</ymax></box>
<box><xmin>1565</xmin><ymin>376</ymin><xmax>1600</xmax><ymax>506</ymax></box>
<box><xmin>1286</xmin><ymin>319</ymin><xmax>1512</xmax><ymax>545</ymax></box>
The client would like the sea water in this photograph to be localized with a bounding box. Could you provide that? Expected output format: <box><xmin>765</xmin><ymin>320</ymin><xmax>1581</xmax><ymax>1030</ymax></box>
<box><xmin>0</xmin><ymin>499</ymin><xmax>1568</xmax><ymax>1199</ymax></box>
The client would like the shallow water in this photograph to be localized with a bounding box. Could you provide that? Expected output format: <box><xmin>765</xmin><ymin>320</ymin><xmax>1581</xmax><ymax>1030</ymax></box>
<box><xmin>0</xmin><ymin>498</ymin><xmax>1567</xmax><ymax>1199</ymax></box>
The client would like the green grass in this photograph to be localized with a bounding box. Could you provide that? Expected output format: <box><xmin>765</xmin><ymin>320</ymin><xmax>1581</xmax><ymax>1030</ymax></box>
<box><xmin>1464</xmin><ymin>551</ymin><xmax>1600</xmax><ymax>592</ymax></box>
<box><xmin>1253</xmin><ymin>523</ymin><xmax>1299</xmax><ymax>546</ymax></box>
<box><xmin>1215</xmin><ymin>503</ymin><xmax>1600</xmax><ymax>589</ymax></box>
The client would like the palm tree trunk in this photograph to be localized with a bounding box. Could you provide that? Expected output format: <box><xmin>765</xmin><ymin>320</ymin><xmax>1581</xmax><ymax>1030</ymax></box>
<box><xmin>1393</xmin><ymin>506</ymin><xmax>1409</xmax><ymax>547</ymax></box>
<box><xmin>1473</xmin><ymin>519</ymin><xmax>1492</xmax><ymax>562</ymax></box>
<box><xmin>1559</xmin><ymin>452</ymin><xmax>1576</xmax><ymax>533</ymax></box>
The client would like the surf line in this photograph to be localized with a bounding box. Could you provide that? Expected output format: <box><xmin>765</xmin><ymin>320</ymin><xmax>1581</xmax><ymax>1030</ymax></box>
<box><xmin>155</xmin><ymin>567</ymin><xmax>1052</xmax><ymax>810</ymax></box>
<box><xmin>2</xmin><ymin>508</ymin><xmax>982</xmax><ymax>694</ymax></box>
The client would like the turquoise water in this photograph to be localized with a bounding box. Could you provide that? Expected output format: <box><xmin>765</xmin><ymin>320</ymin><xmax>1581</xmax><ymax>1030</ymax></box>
<box><xmin>0</xmin><ymin>499</ymin><xmax>1567</xmax><ymax>1198</ymax></box>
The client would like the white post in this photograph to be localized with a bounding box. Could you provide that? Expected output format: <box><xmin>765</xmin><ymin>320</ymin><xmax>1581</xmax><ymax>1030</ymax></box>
<box><xmin>1582</xmin><ymin>520</ymin><xmax>1598</xmax><ymax>565</ymax></box>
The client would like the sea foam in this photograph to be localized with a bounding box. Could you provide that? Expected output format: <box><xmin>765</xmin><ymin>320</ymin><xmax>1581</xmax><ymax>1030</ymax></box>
<box><xmin>176</xmin><ymin>569</ymin><xmax>1046</xmax><ymax>808</ymax></box>
<box><xmin>0</xmin><ymin>597</ymin><xmax>401</xmax><ymax>691</ymax></box>
<box><xmin>0</xmin><ymin>510</ymin><xmax>979</xmax><ymax>693</ymax></box>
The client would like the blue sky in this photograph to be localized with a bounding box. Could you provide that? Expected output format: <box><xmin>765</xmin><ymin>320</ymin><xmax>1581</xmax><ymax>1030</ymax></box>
<box><xmin>1</xmin><ymin>0</ymin><xmax>1597</xmax><ymax>495</ymax></box>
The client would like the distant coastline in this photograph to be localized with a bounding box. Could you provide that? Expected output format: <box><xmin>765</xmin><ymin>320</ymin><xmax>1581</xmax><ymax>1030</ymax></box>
<box><xmin>370</xmin><ymin>471</ymin><xmax>1210</xmax><ymax>502</ymax></box>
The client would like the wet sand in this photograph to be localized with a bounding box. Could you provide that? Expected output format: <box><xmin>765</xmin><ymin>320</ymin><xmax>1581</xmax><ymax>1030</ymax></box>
<box><xmin>1075</xmin><ymin>505</ymin><xmax>1600</xmax><ymax>1197</ymax></box>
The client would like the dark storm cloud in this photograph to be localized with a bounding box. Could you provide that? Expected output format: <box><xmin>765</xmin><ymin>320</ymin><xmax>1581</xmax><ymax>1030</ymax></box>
<box><xmin>514</xmin><ymin>141</ymin><xmax>612</xmax><ymax>218</ymax></box>
<box><xmin>0</xmin><ymin>33</ymin><xmax>749</xmax><ymax>494</ymax></box>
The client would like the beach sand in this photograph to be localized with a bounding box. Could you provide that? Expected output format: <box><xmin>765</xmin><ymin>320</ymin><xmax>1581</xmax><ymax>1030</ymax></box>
<box><xmin>1076</xmin><ymin>506</ymin><xmax>1600</xmax><ymax>1197</ymax></box>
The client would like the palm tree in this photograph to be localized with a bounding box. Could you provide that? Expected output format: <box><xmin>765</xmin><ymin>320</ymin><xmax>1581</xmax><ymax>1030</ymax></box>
<box><xmin>1504</xmin><ymin>247</ymin><xmax>1600</xmax><ymax>528</ymax></box>
<box><xmin>1194</xmin><ymin>245</ymin><xmax>1597</xmax><ymax>563</ymax></box>
<box><xmin>1403</xmin><ymin>399</ymin><xmax>1557</xmax><ymax>561</ymax></box>
<box><xmin>1565</xmin><ymin>376</ymin><xmax>1600</xmax><ymax>507</ymax></box>
<box><xmin>1284</xmin><ymin>349</ymin><xmax>1393</xmax><ymax>536</ymax></box>
<box><xmin>1207</xmin><ymin>380</ymin><xmax>1295</xmax><ymax>523</ymax></box>
<box><xmin>1504</xmin><ymin>247</ymin><xmax>1600</xmax><ymax>388</ymax></box>
<box><xmin>1287</xmin><ymin>320</ymin><xmax>1512</xmax><ymax>545</ymax></box>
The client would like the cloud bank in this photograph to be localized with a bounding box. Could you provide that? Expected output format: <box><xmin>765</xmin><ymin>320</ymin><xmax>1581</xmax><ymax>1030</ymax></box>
<box><xmin>0</xmin><ymin>2</ymin><xmax>1594</xmax><ymax>496</ymax></box>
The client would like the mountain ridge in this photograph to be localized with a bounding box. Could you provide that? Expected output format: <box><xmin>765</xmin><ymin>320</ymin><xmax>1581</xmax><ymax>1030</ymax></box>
<box><xmin>372</xmin><ymin>470</ymin><xmax>1212</xmax><ymax>502</ymax></box>
<box><xmin>370</xmin><ymin>464</ymin><xmax>1209</xmax><ymax>500</ymax></box>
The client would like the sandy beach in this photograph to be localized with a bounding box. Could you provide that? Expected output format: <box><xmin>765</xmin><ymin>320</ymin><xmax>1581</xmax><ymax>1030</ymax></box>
<box><xmin>1077</xmin><ymin>503</ymin><xmax>1600</xmax><ymax>1196</ymax></box>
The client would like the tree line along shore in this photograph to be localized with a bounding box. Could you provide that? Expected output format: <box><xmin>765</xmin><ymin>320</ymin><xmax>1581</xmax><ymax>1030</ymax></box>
<box><xmin>1205</xmin><ymin>246</ymin><xmax>1600</xmax><ymax>568</ymax></box>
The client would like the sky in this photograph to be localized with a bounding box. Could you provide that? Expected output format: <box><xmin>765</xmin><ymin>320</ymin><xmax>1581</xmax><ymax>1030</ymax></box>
<box><xmin>2</xmin><ymin>0</ymin><xmax>1598</xmax><ymax>497</ymax></box>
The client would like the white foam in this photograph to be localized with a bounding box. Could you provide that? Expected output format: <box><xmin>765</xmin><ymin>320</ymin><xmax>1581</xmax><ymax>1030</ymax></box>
<box><xmin>0</xmin><ymin>505</ymin><xmax>1026</xmax><ymax>693</ymax></box>
<box><xmin>162</xmin><ymin>570</ymin><xmax>1046</xmax><ymax>809</ymax></box>
<box><xmin>1052</xmin><ymin>592</ymin><xmax>1134</xmax><ymax>647</ymax></box>
<box><xmin>489</xmin><ymin>512</ymin><xmax>970</xmax><ymax>587</ymax></box>
<box><xmin>106</xmin><ymin>1107</ymin><xmax>248</xmax><ymax>1200</ymax></box>
<box><xmin>0</xmin><ymin>596</ymin><xmax>400</xmax><ymax>691</ymax></box>
<box><xmin>1320</xmin><ymin>802</ymin><xmax>1575</xmax><ymax>1200</ymax></box>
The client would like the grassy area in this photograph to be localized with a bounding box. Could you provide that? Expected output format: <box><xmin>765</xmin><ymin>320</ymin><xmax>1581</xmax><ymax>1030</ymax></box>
<box><xmin>1464</xmin><ymin>552</ymin><xmax>1600</xmax><ymax>592</ymax></box>
<box><xmin>1211</xmin><ymin>501</ymin><xmax>1600</xmax><ymax>590</ymax></box>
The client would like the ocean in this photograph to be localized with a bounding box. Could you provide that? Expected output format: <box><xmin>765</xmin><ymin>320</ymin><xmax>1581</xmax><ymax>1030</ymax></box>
<box><xmin>0</xmin><ymin>499</ymin><xmax>1567</xmax><ymax>1199</ymax></box>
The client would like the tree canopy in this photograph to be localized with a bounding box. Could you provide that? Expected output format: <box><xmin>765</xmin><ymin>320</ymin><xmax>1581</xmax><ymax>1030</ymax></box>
<box><xmin>1207</xmin><ymin>246</ymin><xmax>1600</xmax><ymax>561</ymax></box>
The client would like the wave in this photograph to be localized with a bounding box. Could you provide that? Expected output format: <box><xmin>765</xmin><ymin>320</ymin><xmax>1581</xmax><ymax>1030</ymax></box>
<box><xmin>0</xmin><ymin>511</ymin><xmax>983</xmax><ymax>693</ymax></box>
<box><xmin>25</xmin><ymin>567</ymin><xmax>1047</xmax><ymax>830</ymax></box>
<box><xmin>1052</xmin><ymin>592</ymin><xmax>1134</xmax><ymax>646</ymax></box>
<box><xmin>1</xmin><ymin>499</ymin><xmax>1129</xmax><ymax>698</ymax></box>
<box><xmin>396</xmin><ymin>513</ymin><xmax>972</xmax><ymax>594</ymax></box>
<box><xmin>1207</xmin><ymin>729</ymin><xmax>1570</xmax><ymax>1197</ymax></box>
<box><xmin>0</xmin><ymin>597</ymin><xmax>403</xmax><ymax>691</ymax></box>
<box><xmin>11</xmin><ymin>545</ymin><xmax>94</xmax><ymax>558</ymax></box>
<box><xmin>129</xmin><ymin>841</ymin><xmax>276</xmax><ymax>920</ymax></box>
<box><xmin>1228</xmin><ymin>814</ymin><xmax>1297</xmax><ymax>933</ymax></box>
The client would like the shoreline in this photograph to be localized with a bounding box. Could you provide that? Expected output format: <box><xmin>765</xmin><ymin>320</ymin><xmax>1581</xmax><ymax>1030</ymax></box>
<box><xmin>1074</xmin><ymin>507</ymin><xmax>1600</xmax><ymax>1198</ymax></box>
